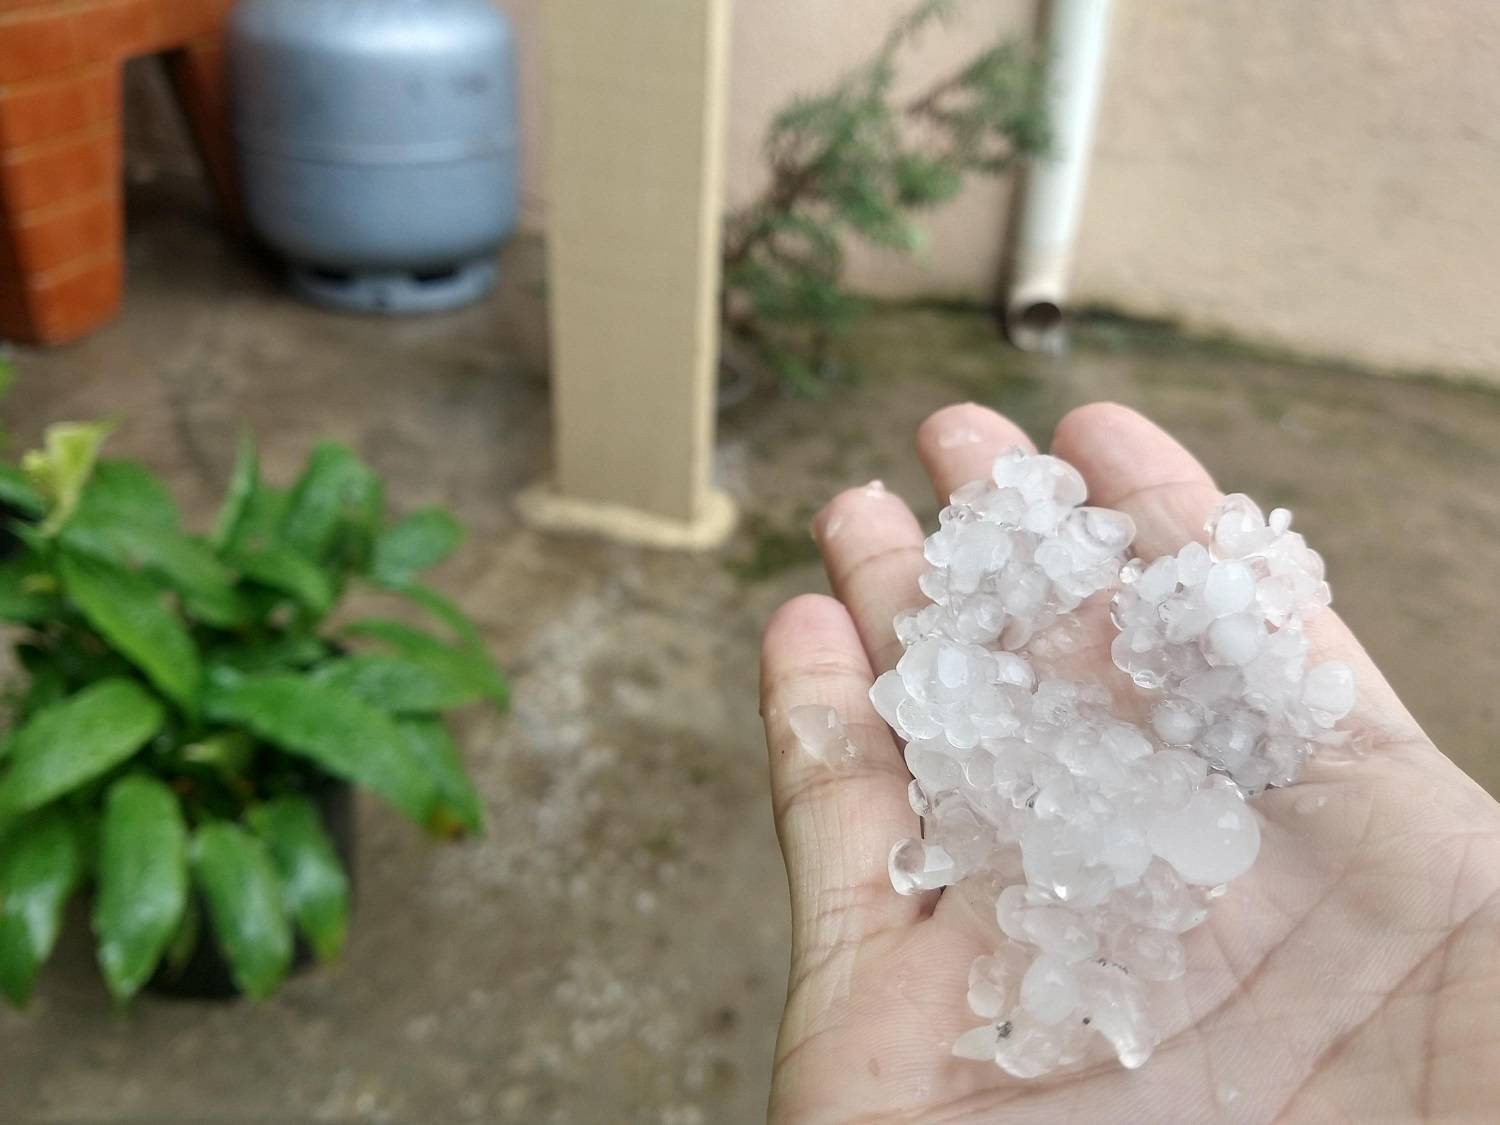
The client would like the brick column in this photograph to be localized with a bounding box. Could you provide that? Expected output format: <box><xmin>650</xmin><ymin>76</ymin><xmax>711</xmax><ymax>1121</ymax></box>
<box><xmin>0</xmin><ymin>0</ymin><xmax>235</xmax><ymax>345</ymax></box>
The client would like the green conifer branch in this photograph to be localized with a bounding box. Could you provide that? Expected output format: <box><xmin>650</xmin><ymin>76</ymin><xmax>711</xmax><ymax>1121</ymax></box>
<box><xmin>722</xmin><ymin>0</ymin><xmax>1050</xmax><ymax>393</ymax></box>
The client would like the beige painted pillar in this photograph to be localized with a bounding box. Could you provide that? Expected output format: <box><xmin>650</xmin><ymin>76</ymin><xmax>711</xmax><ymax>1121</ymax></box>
<box><xmin>517</xmin><ymin>0</ymin><xmax>736</xmax><ymax>549</ymax></box>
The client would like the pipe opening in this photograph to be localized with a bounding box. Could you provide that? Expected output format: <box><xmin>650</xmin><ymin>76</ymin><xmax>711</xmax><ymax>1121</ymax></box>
<box><xmin>1006</xmin><ymin>300</ymin><xmax>1066</xmax><ymax>353</ymax></box>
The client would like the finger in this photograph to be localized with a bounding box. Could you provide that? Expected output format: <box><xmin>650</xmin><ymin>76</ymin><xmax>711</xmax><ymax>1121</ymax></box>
<box><xmin>818</xmin><ymin>405</ymin><xmax>1037</xmax><ymax>674</ymax></box>
<box><xmin>912</xmin><ymin>402</ymin><xmax>1126</xmax><ymax>692</ymax></box>
<box><xmin>915</xmin><ymin>402</ymin><xmax>1038</xmax><ymax>503</ymax></box>
<box><xmin>1049</xmin><ymin>401</ymin><xmax>1223</xmax><ymax>561</ymax></box>
<box><xmin>811</xmin><ymin>482</ymin><xmax>925</xmax><ymax>676</ymax></box>
<box><xmin>1049</xmin><ymin>401</ymin><xmax>1423</xmax><ymax>744</ymax></box>
<box><xmin>760</xmin><ymin>595</ymin><xmax>928</xmax><ymax>953</ymax></box>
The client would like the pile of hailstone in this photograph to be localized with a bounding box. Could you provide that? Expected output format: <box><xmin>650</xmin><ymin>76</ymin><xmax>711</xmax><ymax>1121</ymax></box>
<box><xmin>853</xmin><ymin>450</ymin><xmax>1354</xmax><ymax>1077</ymax></box>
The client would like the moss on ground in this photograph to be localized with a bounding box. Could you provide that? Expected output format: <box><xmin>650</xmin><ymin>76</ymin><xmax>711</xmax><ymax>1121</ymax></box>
<box><xmin>724</xmin><ymin>511</ymin><xmax>822</xmax><ymax>585</ymax></box>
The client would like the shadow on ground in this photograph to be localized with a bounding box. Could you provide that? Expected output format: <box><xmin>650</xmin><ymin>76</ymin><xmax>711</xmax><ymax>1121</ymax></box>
<box><xmin>2</xmin><ymin>185</ymin><xmax>1497</xmax><ymax>1124</ymax></box>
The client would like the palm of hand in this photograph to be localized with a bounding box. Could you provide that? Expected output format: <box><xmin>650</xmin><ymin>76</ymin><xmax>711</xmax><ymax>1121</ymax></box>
<box><xmin>760</xmin><ymin>404</ymin><xmax>1500</xmax><ymax>1124</ymax></box>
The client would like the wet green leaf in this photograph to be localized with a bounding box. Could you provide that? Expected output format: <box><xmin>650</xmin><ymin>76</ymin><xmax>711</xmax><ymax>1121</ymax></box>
<box><xmin>211</xmin><ymin>432</ymin><xmax>258</xmax><ymax>551</ymax></box>
<box><xmin>343</xmin><ymin>619</ymin><xmax>506</xmax><ymax>709</ymax></box>
<box><xmin>371</xmin><ymin>508</ymin><xmax>464</xmax><ymax>585</ymax></box>
<box><xmin>223</xmin><ymin>483</ymin><xmax>288</xmax><ymax>555</ymax></box>
<box><xmin>93</xmin><ymin>776</ymin><xmax>188</xmax><ymax>1001</ymax></box>
<box><xmin>66</xmin><ymin>526</ymin><xmax>247</xmax><ymax>629</ymax></box>
<box><xmin>205</xmin><ymin>632</ymin><xmax>329</xmax><ymax>676</ymax></box>
<box><xmin>281</xmin><ymin>443</ymin><xmax>380</xmax><ymax>561</ymax></box>
<box><xmin>312</xmin><ymin>654</ymin><xmax>482</xmax><ymax>715</ymax></box>
<box><xmin>22</xmin><ymin>421</ymin><xmax>113</xmax><ymax>536</ymax></box>
<box><xmin>248</xmin><ymin>796</ymin><xmax>349</xmax><ymax>961</ymax></box>
<box><xmin>203</xmin><ymin>674</ymin><xmax>434</xmax><ymax>822</ymax></box>
<box><xmin>62</xmin><ymin>462</ymin><xmax>247</xmax><ymax>629</ymax></box>
<box><xmin>229</xmin><ymin>544</ymin><xmax>334</xmax><ymax>614</ymax></box>
<box><xmin>0</xmin><ymin>679</ymin><xmax>163</xmax><ymax>816</ymax></box>
<box><xmin>376</xmin><ymin>582</ymin><xmax>485</xmax><ymax>649</ymax></box>
<box><xmin>68</xmin><ymin>460</ymin><xmax>178</xmax><ymax>532</ymax></box>
<box><xmin>399</xmin><ymin>719</ymin><xmax>483</xmax><ymax>837</ymax></box>
<box><xmin>58</xmin><ymin>551</ymin><xmax>200</xmax><ymax>713</ymax></box>
<box><xmin>190</xmin><ymin>822</ymin><xmax>291</xmax><ymax>1000</ymax></box>
<box><xmin>0</xmin><ymin>808</ymin><xmax>83</xmax><ymax>1006</ymax></box>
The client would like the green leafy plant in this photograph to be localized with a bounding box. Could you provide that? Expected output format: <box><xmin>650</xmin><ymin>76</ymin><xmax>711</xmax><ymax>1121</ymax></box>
<box><xmin>0</xmin><ymin>422</ymin><xmax>504</xmax><ymax>1005</ymax></box>
<box><xmin>722</xmin><ymin>0</ymin><xmax>1051</xmax><ymax>393</ymax></box>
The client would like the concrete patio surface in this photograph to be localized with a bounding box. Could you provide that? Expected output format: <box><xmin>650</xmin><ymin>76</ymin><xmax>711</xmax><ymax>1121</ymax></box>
<box><xmin>1</xmin><ymin>182</ymin><xmax>1498</xmax><ymax>1124</ymax></box>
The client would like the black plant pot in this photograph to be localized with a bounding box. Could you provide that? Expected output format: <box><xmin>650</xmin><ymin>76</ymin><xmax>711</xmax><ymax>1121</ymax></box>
<box><xmin>147</xmin><ymin>779</ymin><xmax>355</xmax><ymax>1000</ymax></box>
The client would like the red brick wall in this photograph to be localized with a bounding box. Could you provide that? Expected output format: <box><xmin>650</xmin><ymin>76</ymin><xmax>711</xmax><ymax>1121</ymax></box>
<box><xmin>0</xmin><ymin>0</ymin><xmax>233</xmax><ymax>343</ymax></box>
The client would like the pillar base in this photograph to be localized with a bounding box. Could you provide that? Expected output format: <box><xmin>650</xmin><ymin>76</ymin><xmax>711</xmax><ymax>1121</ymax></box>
<box><xmin>515</xmin><ymin>482</ymin><xmax>737</xmax><ymax>552</ymax></box>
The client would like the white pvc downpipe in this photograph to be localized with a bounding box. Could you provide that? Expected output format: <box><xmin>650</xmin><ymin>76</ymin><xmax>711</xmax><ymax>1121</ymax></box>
<box><xmin>1005</xmin><ymin>0</ymin><xmax>1113</xmax><ymax>352</ymax></box>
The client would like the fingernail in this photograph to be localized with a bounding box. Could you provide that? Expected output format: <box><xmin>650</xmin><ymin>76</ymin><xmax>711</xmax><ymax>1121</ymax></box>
<box><xmin>937</xmin><ymin>426</ymin><xmax>984</xmax><ymax>449</ymax></box>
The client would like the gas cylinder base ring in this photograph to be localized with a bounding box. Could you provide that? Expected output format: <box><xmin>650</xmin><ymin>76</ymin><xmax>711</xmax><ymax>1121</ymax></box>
<box><xmin>288</xmin><ymin>257</ymin><xmax>499</xmax><ymax>314</ymax></box>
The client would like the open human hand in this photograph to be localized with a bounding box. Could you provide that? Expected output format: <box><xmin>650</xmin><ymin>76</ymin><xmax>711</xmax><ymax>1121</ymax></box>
<box><xmin>759</xmin><ymin>402</ymin><xmax>1500</xmax><ymax>1123</ymax></box>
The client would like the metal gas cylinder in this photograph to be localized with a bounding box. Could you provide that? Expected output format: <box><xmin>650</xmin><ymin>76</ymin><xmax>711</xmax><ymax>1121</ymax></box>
<box><xmin>229</xmin><ymin>0</ymin><xmax>519</xmax><ymax>313</ymax></box>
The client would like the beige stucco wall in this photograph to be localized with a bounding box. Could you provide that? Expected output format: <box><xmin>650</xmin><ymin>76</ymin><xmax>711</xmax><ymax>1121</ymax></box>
<box><xmin>1078</xmin><ymin>0</ymin><xmax>1500</xmax><ymax>380</ymax></box>
<box><xmin>505</xmin><ymin>0</ymin><xmax>1500</xmax><ymax>380</ymax></box>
